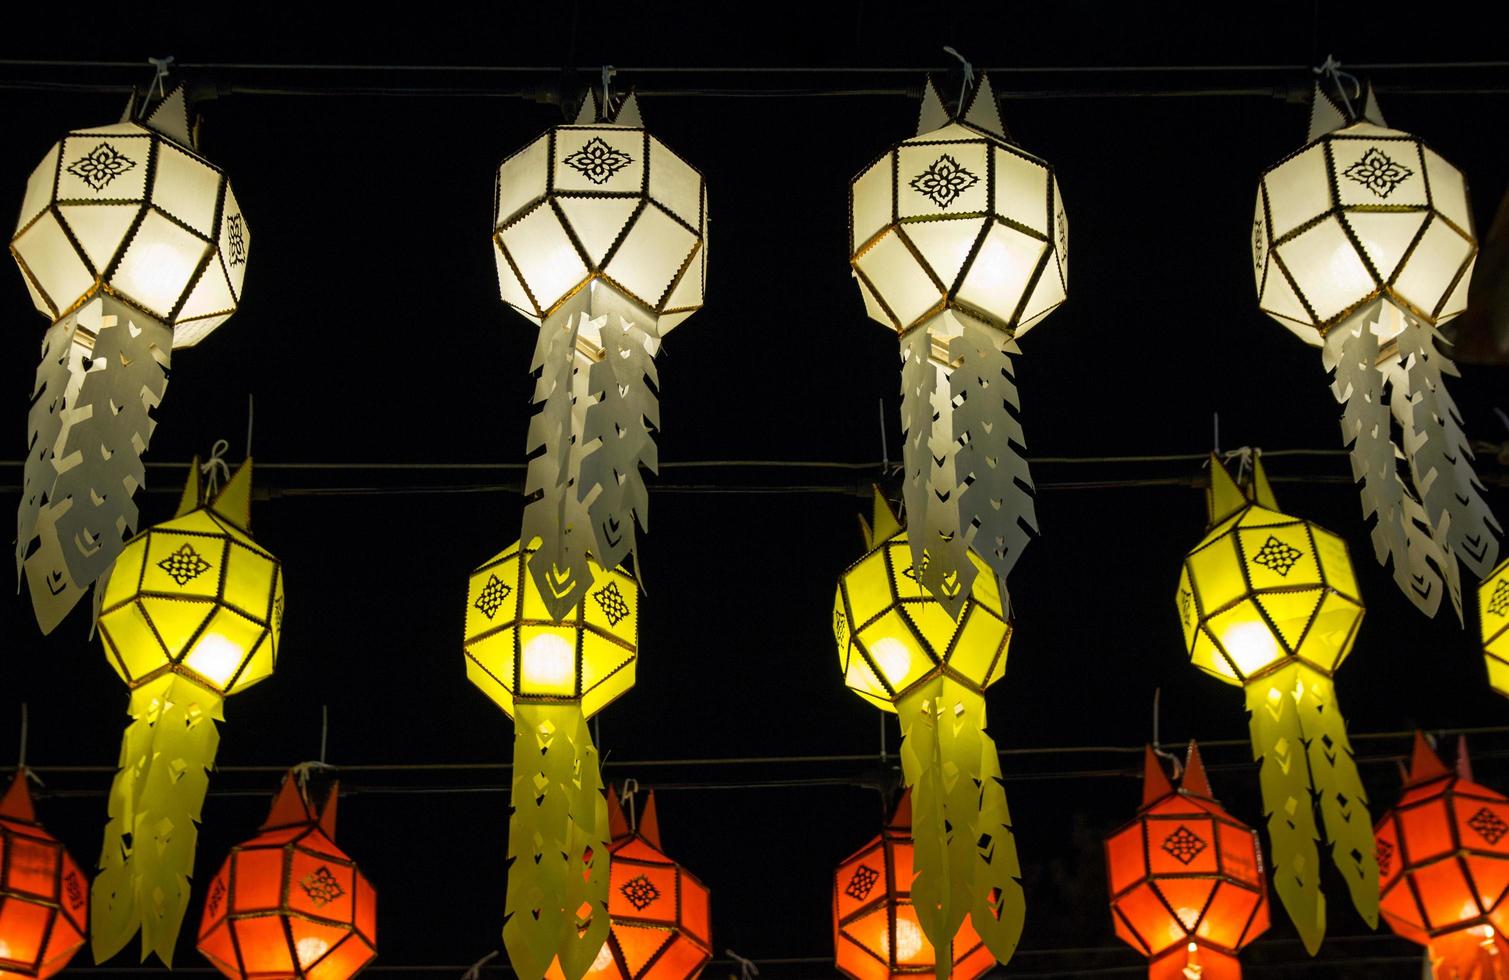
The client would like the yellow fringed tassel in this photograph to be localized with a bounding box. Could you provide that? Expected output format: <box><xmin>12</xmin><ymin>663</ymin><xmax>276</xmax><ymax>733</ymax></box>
<box><xmin>898</xmin><ymin>677</ymin><xmax>1024</xmax><ymax>978</ymax></box>
<box><xmin>1245</xmin><ymin>661</ymin><xmax>1376</xmax><ymax>955</ymax></box>
<box><xmin>504</xmin><ymin>702</ymin><xmax>610</xmax><ymax>980</ymax></box>
<box><xmin>92</xmin><ymin>673</ymin><xmax>223</xmax><ymax>965</ymax></box>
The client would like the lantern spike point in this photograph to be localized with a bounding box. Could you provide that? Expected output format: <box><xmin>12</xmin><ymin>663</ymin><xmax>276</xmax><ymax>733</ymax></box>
<box><xmin>1408</xmin><ymin>731</ymin><xmax>1450</xmax><ymax>784</ymax></box>
<box><xmin>1180</xmin><ymin>741</ymin><xmax>1213</xmax><ymax>798</ymax></box>
<box><xmin>639</xmin><ymin>790</ymin><xmax>662</xmax><ymax>848</ymax></box>
<box><xmin>1142</xmin><ymin>746</ymin><xmax>1173</xmax><ymax>806</ymax></box>
<box><xmin>1250</xmin><ymin>451</ymin><xmax>1280</xmax><ymax>510</ymax></box>
<box><xmin>212</xmin><ymin>457</ymin><xmax>253</xmax><ymax>530</ymax></box>
<box><xmin>1205</xmin><ymin>453</ymin><xmax>1248</xmax><ymax>525</ymax></box>
<box><xmin>888</xmin><ymin>787</ymin><xmax>913</xmax><ymax>832</ymax></box>
<box><xmin>1361</xmin><ymin>81</ymin><xmax>1387</xmax><ymax>127</ymax></box>
<box><xmin>612</xmin><ymin>90</ymin><xmax>643</xmax><ymax>128</ymax></box>
<box><xmin>0</xmin><ymin>768</ymin><xmax>36</xmax><ymax>822</ymax></box>
<box><xmin>175</xmin><ymin>456</ymin><xmax>203</xmax><ymax>517</ymax></box>
<box><xmin>1456</xmin><ymin>735</ymin><xmax>1474</xmax><ymax>783</ymax></box>
<box><xmin>1306</xmin><ymin>80</ymin><xmax>1350</xmax><ymax>142</ymax></box>
<box><xmin>140</xmin><ymin>82</ymin><xmax>194</xmax><ymax>149</ymax></box>
<box><xmin>573</xmin><ymin>89</ymin><xmax>597</xmax><ymax>124</ymax></box>
<box><xmin>607</xmin><ymin>784</ymin><xmax>629</xmax><ymax>841</ymax></box>
<box><xmin>961</xmin><ymin>73</ymin><xmax>1007</xmax><ymax>140</ymax></box>
<box><xmin>318</xmin><ymin>782</ymin><xmax>339</xmax><ymax>838</ymax></box>
<box><xmin>264</xmin><ymin>770</ymin><xmax>313</xmax><ymax>830</ymax></box>
<box><xmin>869</xmin><ymin>486</ymin><xmax>902</xmax><ymax>546</ymax></box>
<box><xmin>916</xmin><ymin>74</ymin><xmax>949</xmax><ymax>135</ymax></box>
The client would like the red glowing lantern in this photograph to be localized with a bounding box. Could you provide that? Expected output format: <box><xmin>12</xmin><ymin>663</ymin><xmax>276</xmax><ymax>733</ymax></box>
<box><xmin>1375</xmin><ymin>733</ymin><xmax>1509</xmax><ymax>978</ymax></box>
<box><xmin>1105</xmin><ymin>744</ymin><xmax>1269</xmax><ymax>980</ymax></box>
<box><xmin>0</xmin><ymin>769</ymin><xmax>86</xmax><ymax>979</ymax></box>
<box><xmin>834</xmin><ymin>791</ymin><xmax>995</xmax><ymax>980</ymax></box>
<box><xmin>546</xmin><ymin>789</ymin><xmax>713</xmax><ymax>979</ymax></box>
<box><xmin>197</xmin><ymin>772</ymin><xmax>376</xmax><ymax>979</ymax></box>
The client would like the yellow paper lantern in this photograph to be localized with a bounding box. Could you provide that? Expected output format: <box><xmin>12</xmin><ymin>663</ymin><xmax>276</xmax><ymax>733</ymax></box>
<box><xmin>91</xmin><ymin>456</ymin><xmax>282</xmax><ymax>966</ymax></box>
<box><xmin>1252</xmin><ymin>75</ymin><xmax>1498</xmax><ymax>619</ymax></box>
<box><xmin>833</xmin><ymin>489</ymin><xmax>1022</xmax><ymax>977</ymax></box>
<box><xmin>464</xmin><ymin>538</ymin><xmax>638</xmax><ymax>980</ymax></box>
<box><xmin>12</xmin><ymin>82</ymin><xmax>250</xmax><ymax>633</ymax></box>
<box><xmin>1176</xmin><ymin>452</ymin><xmax>1372</xmax><ymax>955</ymax></box>
<box><xmin>493</xmin><ymin>88</ymin><xmax>706</xmax><ymax>619</ymax></box>
<box><xmin>849</xmin><ymin>72</ymin><xmax>1066</xmax><ymax>616</ymax></box>
<box><xmin>1482</xmin><ymin>558</ymin><xmax>1509</xmax><ymax>696</ymax></box>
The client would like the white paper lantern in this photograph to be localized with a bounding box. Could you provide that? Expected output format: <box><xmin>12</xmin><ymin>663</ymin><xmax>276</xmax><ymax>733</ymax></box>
<box><xmin>11</xmin><ymin>83</ymin><xmax>250</xmax><ymax>633</ymax></box>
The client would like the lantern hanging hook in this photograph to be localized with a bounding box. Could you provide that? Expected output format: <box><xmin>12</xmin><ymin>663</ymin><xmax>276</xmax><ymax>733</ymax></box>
<box><xmin>15</xmin><ymin>705</ymin><xmax>41</xmax><ymax>787</ymax></box>
<box><xmin>459</xmin><ymin>949</ymin><xmax>500</xmax><ymax>980</ymax></box>
<box><xmin>291</xmin><ymin>706</ymin><xmax>335</xmax><ymax>805</ymax></box>
<box><xmin>200</xmin><ymin>438</ymin><xmax>231</xmax><ymax>498</ymax></box>
<box><xmin>1313</xmin><ymin>55</ymin><xmax>1360</xmax><ymax>121</ymax></box>
<box><xmin>1151</xmin><ymin>687</ymin><xmax>1183</xmax><ymax>780</ymax></box>
<box><xmin>146</xmin><ymin>55</ymin><xmax>174</xmax><ymax>100</ymax></box>
<box><xmin>942</xmin><ymin>45</ymin><xmax>975</xmax><ymax>116</ymax></box>
<box><xmin>245</xmin><ymin>393</ymin><xmax>255</xmax><ymax>459</ymax></box>
<box><xmin>621</xmin><ymin>776</ymin><xmax>640</xmax><ymax>832</ymax></box>
<box><xmin>1225</xmin><ymin>445</ymin><xmax>1254</xmax><ymax>488</ymax></box>
<box><xmin>726</xmin><ymin>949</ymin><xmax>760</xmax><ymax>980</ymax></box>
<box><xmin>601</xmin><ymin>64</ymin><xmax>618</xmax><ymax>118</ymax></box>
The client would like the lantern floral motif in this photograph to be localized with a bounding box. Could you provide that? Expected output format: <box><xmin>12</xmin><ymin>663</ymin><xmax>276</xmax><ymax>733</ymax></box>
<box><xmin>464</xmin><ymin>538</ymin><xmax>638</xmax><ymax>979</ymax></box>
<box><xmin>91</xmin><ymin>457</ymin><xmax>283</xmax><ymax>965</ymax></box>
<box><xmin>1105</xmin><ymin>744</ymin><xmax>1270</xmax><ymax>980</ymax></box>
<box><xmin>12</xmin><ymin>83</ymin><xmax>250</xmax><ymax>633</ymax></box>
<box><xmin>493</xmin><ymin>89</ymin><xmax>707</xmax><ymax>620</ymax></box>
<box><xmin>1252</xmin><ymin>78</ymin><xmax>1499</xmax><ymax>619</ymax></box>
<box><xmin>545</xmin><ymin>789</ymin><xmax>711</xmax><ymax>979</ymax></box>
<box><xmin>834</xmin><ymin>790</ymin><xmax>996</xmax><ymax>980</ymax></box>
<box><xmin>1376</xmin><ymin>734</ymin><xmax>1509</xmax><ymax>978</ymax></box>
<box><xmin>1176</xmin><ymin>452</ymin><xmax>1373</xmax><ymax>953</ymax></box>
<box><xmin>0</xmin><ymin>769</ymin><xmax>88</xmax><ymax>978</ymax></box>
<box><xmin>833</xmin><ymin>489</ymin><xmax>1022</xmax><ymax>976</ymax></box>
<box><xmin>1482</xmin><ymin>558</ymin><xmax>1509</xmax><ymax>697</ymax></box>
<box><xmin>197</xmin><ymin>772</ymin><xmax>376</xmax><ymax>979</ymax></box>
<box><xmin>849</xmin><ymin>73</ymin><xmax>1066</xmax><ymax>617</ymax></box>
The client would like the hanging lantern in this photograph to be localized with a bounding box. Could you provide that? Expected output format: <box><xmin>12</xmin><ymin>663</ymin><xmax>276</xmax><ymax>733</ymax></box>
<box><xmin>91</xmin><ymin>456</ymin><xmax>283</xmax><ymax>965</ymax></box>
<box><xmin>848</xmin><ymin>72</ymin><xmax>1066</xmax><ymax>616</ymax></box>
<box><xmin>1176</xmin><ymin>452</ymin><xmax>1372</xmax><ymax>953</ymax></box>
<box><xmin>464</xmin><ymin>538</ymin><xmax>638</xmax><ymax>979</ymax></box>
<box><xmin>11</xmin><ymin>81</ymin><xmax>251</xmax><ymax>633</ymax></box>
<box><xmin>1105</xmin><ymin>744</ymin><xmax>1270</xmax><ymax>980</ymax></box>
<box><xmin>832</xmin><ymin>489</ymin><xmax>1022</xmax><ymax>976</ymax></box>
<box><xmin>493</xmin><ymin>87</ymin><xmax>707</xmax><ymax>619</ymax></box>
<box><xmin>834</xmin><ymin>790</ymin><xmax>996</xmax><ymax>980</ymax></box>
<box><xmin>1252</xmin><ymin>74</ymin><xmax>1499</xmax><ymax>619</ymax></box>
<box><xmin>0</xmin><ymin>769</ymin><xmax>88</xmax><ymax>978</ymax></box>
<box><xmin>546</xmin><ymin>789</ymin><xmax>711</xmax><ymax>979</ymax></box>
<box><xmin>1376</xmin><ymin>733</ymin><xmax>1509</xmax><ymax>978</ymax></box>
<box><xmin>1482</xmin><ymin>558</ymin><xmax>1509</xmax><ymax>696</ymax></box>
<box><xmin>197</xmin><ymin>772</ymin><xmax>376</xmax><ymax>979</ymax></box>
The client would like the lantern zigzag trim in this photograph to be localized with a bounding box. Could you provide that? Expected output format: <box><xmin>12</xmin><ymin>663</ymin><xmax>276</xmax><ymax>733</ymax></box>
<box><xmin>1483</xmin><ymin>558</ymin><xmax>1509</xmax><ymax>696</ymax></box>
<box><xmin>852</xmin><ymin>73</ymin><xmax>1065</xmax><ymax>618</ymax></box>
<box><xmin>834</xmin><ymin>490</ymin><xmax>1023</xmax><ymax>976</ymax></box>
<box><xmin>495</xmin><ymin>90</ymin><xmax>706</xmax><ymax>621</ymax></box>
<box><xmin>92</xmin><ymin>458</ymin><xmax>283</xmax><ymax>966</ymax></box>
<box><xmin>1254</xmin><ymin>81</ymin><xmax>1499</xmax><ymax>620</ymax></box>
<box><xmin>12</xmin><ymin>83</ymin><xmax>250</xmax><ymax>634</ymax></box>
<box><xmin>1177</xmin><ymin>453</ymin><xmax>1374</xmax><ymax>955</ymax></box>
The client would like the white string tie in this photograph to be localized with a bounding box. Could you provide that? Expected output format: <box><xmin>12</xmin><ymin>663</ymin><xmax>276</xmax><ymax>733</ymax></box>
<box><xmin>601</xmin><ymin>64</ymin><xmax>618</xmax><ymax>118</ymax></box>
<box><xmin>621</xmin><ymin>777</ymin><xmax>640</xmax><ymax>833</ymax></box>
<box><xmin>200</xmin><ymin>438</ymin><xmax>231</xmax><ymax>498</ymax></box>
<box><xmin>1151</xmin><ymin>687</ymin><xmax>1183</xmax><ymax>781</ymax></box>
<box><xmin>726</xmin><ymin>949</ymin><xmax>760</xmax><ymax>980</ymax></box>
<box><xmin>1313</xmin><ymin>55</ymin><xmax>1360</xmax><ymax>121</ymax></box>
<box><xmin>942</xmin><ymin>46</ymin><xmax>975</xmax><ymax>115</ymax></box>
<box><xmin>147</xmin><ymin>56</ymin><xmax>174</xmax><ymax>100</ymax></box>
<box><xmin>459</xmin><ymin>949</ymin><xmax>499</xmax><ymax>979</ymax></box>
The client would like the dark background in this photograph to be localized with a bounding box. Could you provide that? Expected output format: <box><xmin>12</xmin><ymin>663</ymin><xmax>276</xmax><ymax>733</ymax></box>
<box><xmin>2</xmin><ymin>3</ymin><xmax>1507</xmax><ymax>977</ymax></box>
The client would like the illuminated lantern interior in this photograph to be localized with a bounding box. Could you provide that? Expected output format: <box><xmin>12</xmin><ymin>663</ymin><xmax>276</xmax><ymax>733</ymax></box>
<box><xmin>197</xmin><ymin>772</ymin><xmax>376</xmax><ymax>979</ymax></box>
<box><xmin>0</xmin><ymin>770</ymin><xmax>88</xmax><ymax>979</ymax></box>
<box><xmin>1105</xmin><ymin>744</ymin><xmax>1269</xmax><ymax>980</ymax></box>
<box><xmin>1376</xmin><ymin>734</ymin><xmax>1509</xmax><ymax>979</ymax></box>
<box><xmin>1481</xmin><ymin>558</ymin><xmax>1509</xmax><ymax>697</ymax></box>
<box><xmin>834</xmin><ymin>791</ymin><xmax>995</xmax><ymax>980</ymax></box>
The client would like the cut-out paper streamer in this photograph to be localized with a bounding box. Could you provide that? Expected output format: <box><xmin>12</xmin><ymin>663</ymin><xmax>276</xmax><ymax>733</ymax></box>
<box><xmin>91</xmin><ymin>457</ymin><xmax>283</xmax><ymax>965</ymax></box>
<box><xmin>1252</xmin><ymin>77</ymin><xmax>1499</xmax><ymax>619</ymax></box>
<box><xmin>545</xmin><ymin>788</ymin><xmax>711</xmax><ymax>979</ymax></box>
<box><xmin>1482</xmin><ymin>557</ymin><xmax>1509</xmax><ymax>697</ymax></box>
<box><xmin>11</xmin><ymin>82</ymin><xmax>250</xmax><ymax>633</ymax></box>
<box><xmin>1105</xmin><ymin>743</ymin><xmax>1269</xmax><ymax>980</ymax></box>
<box><xmin>198</xmin><ymin>771</ymin><xmax>376</xmax><ymax>979</ymax></box>
<box><xmin>0</xmin><ymin>769</ymin><xmax>89</xmax><ymax>977</ymax></box>
<box><xmin>1376</xmin><ymin>734</ymin><xmax>1509</xmax><ymax>979</ymax></box>
<box><xmin>834</xmin><ymin>789</ymin><xmax>997</xmax><ymax>980</ymax></box>
<box><xmin>848</xmin><ymin>72</ymin><xmax>1066</xmax><ymax>617</ymax></box>
<box><xmin>493</xmin><ymin>88</ymin><xmax>707</xmax><ymax>620</ymax></box>
<box><xmin>1176</xmin><ymin>452</ymin><xmax>1372</xmax><ymax>954</ymax></box>
<box><xmin>464</xmin><ymin>538</ymin><xmax>638</xmax><ymax>980</ymax></box>
<box><xmin>833</xmin><ymin>489</ymin><xmax>1023</xmax><ymax>976</ymax></box>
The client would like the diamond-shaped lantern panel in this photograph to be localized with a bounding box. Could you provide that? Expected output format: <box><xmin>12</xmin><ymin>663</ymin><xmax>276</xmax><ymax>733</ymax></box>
<box><xmin>1482</xmin><ymin>559</ymin><xmax>1509</xmax><ymax>697</ymax></box>
<box><xmin>11</xmin><ymin>87</ymin><xmax>249</xmax><ymax>349</ymax></box>
<box><xmin>97</xmin><ymin>459</ymin><xmax>283</xmax><ymax>696</ymax></box>
<box><xmin>464</xmin><ymin>537</ymin><xmax>638</xmax><ymax>719</ymax></box>
<box><xmin>833</xmin><ymin>493</ymin><xmax>1011</xmax><ymax>713</ymax></box>
<box><xmin>0</xmin><ymin>771</ymin><xmax>88</xmax><ymax>979</ymax></box>
<box><xmin>850</xmin><ymin>79</ymin><xmax>1067</xmax><ymax>341</ymax></box>
<box><xmin>198</xmin><ymin>774</ymin><xmax>376</xmax><ymax>979</ymax></box>
<box><xmin>493</xmin><ymin>97</ymin><xmax>707</xmax><ymax>336</ymax></box>
<box><xmin>834</xmin><ymin>792</ymin><xmax>996</xmax><ymax>980</ymax></box>
<box><xmin>1254</xmin><ymin>119</ymin><xmax>1475</xmax><ymax>347</ymax></box>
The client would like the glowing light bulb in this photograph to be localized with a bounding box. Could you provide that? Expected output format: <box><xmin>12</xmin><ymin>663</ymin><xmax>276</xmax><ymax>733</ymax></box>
<box><xmin>1175</xmin><ymin>905</ymin><xmax>1201</xmax><ymax>931</ymax></box>
<box><xmin>184</xmin><ymin>632</ymin><xmax>244</xmax><ymax>689</ymax></box>
<box><xmin>870</xmin><ymin>638</ymin><xmax>912</xmax><ymax>686</ymax></box>
<box><xmin>589</xmin><ymin>941</ymin><xmax>614</xmax><ymax>974</ymax></box>
<box><xmin>1220</xmin><ymin>621</ymin><xmax>1282</xmax><ymax>676</ymax></box>
<box><xmin>295</xmin><ymin>936</ymin><xmax>329</xmax><ymax>967</ymax></box>
<box><xmin>880</xmin><ymin>913</ymin><xmax>928</xmax><ymax>964</ymax></box>
<box><xmin>522</xmin><ymin>634</ymin><xmax>575</xmax><ymax>689</ymax></box>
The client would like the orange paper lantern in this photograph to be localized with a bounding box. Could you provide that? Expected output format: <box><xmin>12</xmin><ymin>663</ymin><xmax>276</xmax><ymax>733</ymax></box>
<box><xmin>1104</xmin><ymin>744</ymin><xmax>1269</xmax><ymax>980</ymax></box>
<box><xmin>197</xmin><ymin>772</ymin><xmax>376</xmax><ymax>979</ymax></box>
<box><xmin>0</xmin><ymin>770</ymin><xmax>87</xmax><ymax>979</ymax></box>
<box><xmin>1376</xmin><ymin>734</ymin><xmax>1509</xmax><ymax>978</ymax></box>
<box><xmin>547</xmin><ymin>789</ymin><xmax>712</xmax><ymax>980</ymax></box>
<box><xmin>834</xmin><ymin>791</ymin><xmax>995</xmax><ymax>980</ymax></box>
